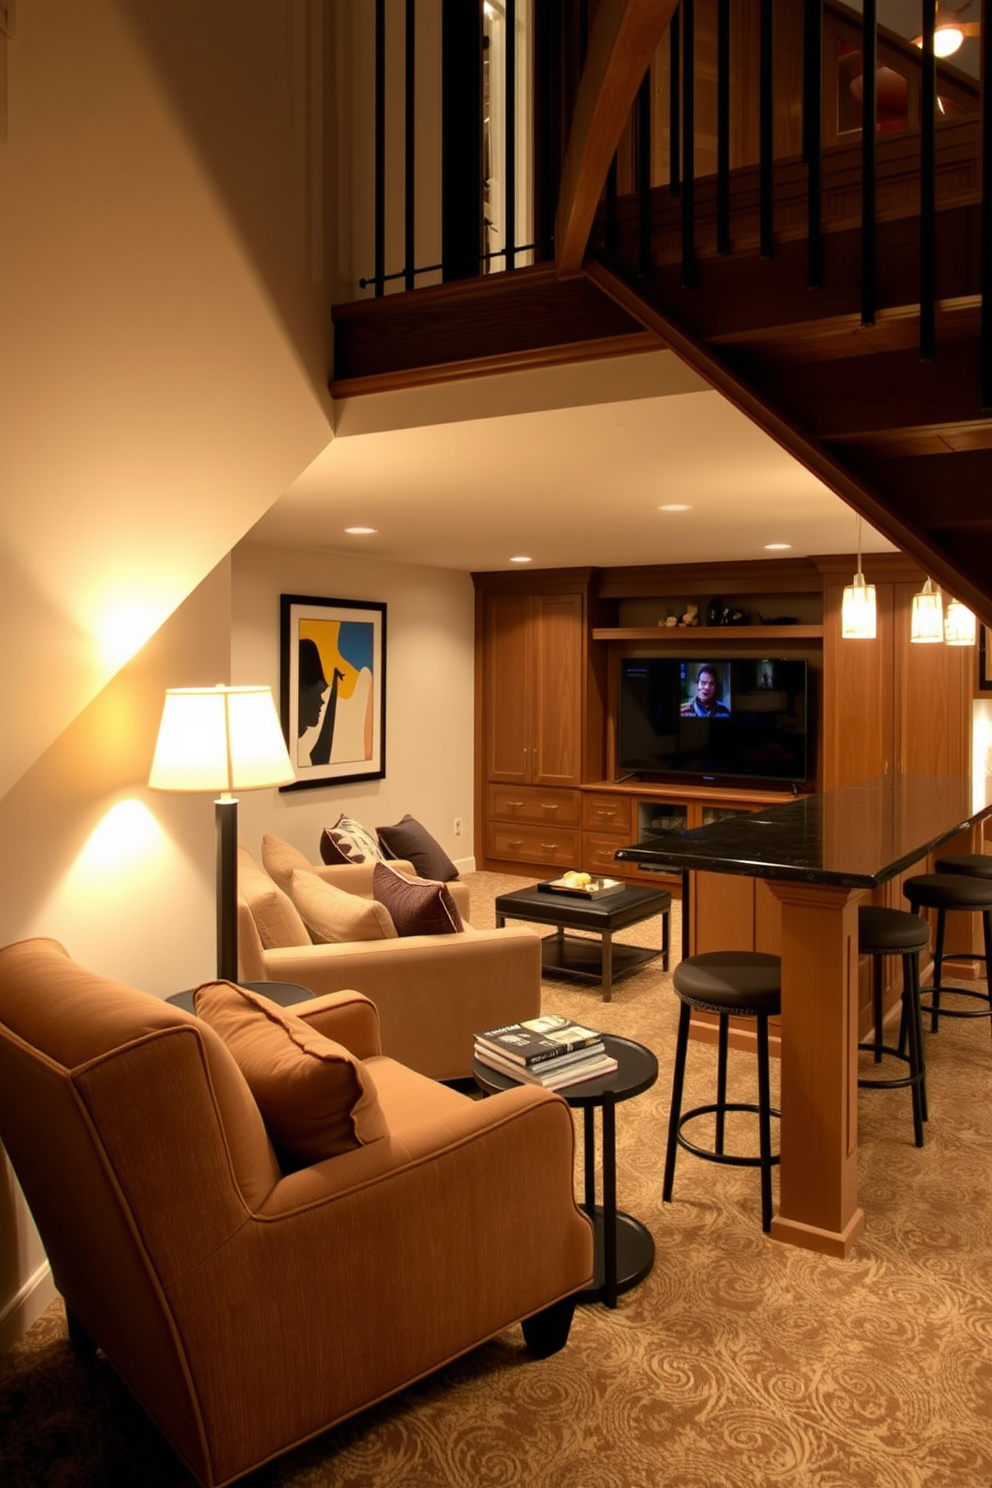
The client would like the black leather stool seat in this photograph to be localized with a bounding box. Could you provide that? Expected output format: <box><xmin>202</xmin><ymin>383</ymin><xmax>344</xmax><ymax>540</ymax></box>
<box><xmin>934</xmin><ymin>853</ymin><xmax>992</xmax><ymax>880</ymax></box>
<box><xmin>665</xmin><ymin>952</ymin><xmax>781</xmax><ymax>1233</ymax></box>
<box><xmin>903</xmin><ymin>873</ymin><xmax>992</xmax><ymax>1039</ymax></box>
<box><xmin>857</xmin><ymin>907</ymin><xmax>929</xmax><ymax>1147</ymax></box>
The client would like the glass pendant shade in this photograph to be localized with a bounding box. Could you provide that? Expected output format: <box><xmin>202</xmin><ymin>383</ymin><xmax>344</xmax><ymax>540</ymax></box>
<box><xmin>910</xmin><ymin>579</ymin><xmax>944</xmax><ymax>643</ymax></box>
<box><xmin>944</xmin><ymin>598</ymin><xmax>977</xmax><ymax>646</ymax></box>
<box><xmin>841</xmin><ymin>572</ymin><xmax>877</xmax><ymax>639</ymax></box>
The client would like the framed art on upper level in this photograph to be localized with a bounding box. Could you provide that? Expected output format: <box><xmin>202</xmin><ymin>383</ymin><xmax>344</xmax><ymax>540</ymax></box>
<box><xmin>279</xmin><ymin>593</ymin><xmax>387</xmax><ymax>790</ymax></box>
<box><xmin>979</xmin><ymin>626</ymin><xmax>992</xmax><ymax>694</ymax></box>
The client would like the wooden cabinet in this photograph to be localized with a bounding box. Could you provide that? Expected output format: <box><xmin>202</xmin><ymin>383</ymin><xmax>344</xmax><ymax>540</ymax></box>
<box><xmin>483</xmin><ymin>592</ymin><xmax>584</xmax><ymax>787</ymax></box>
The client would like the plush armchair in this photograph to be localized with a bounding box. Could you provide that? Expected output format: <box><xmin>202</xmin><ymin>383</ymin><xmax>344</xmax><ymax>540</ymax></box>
<box><xmin>0</xmin><ymin>938</ymin><xmax>593</xmax><ymax>1488</ymax></box>
<box><xmin>239</xmin><ymin>847</ymin><xmax>542</xmax><ymax>1081</ymax></box>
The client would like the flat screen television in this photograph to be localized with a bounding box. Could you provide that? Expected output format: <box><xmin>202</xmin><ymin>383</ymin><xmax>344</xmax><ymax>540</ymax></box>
<box><xmin>616</xmin><ymin>656</ymin><xmax>810</xmax><ymax>786</ymax></box>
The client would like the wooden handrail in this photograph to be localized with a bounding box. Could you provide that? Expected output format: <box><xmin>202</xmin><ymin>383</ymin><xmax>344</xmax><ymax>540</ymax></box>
<box><xmin>555</xmin><ymin>0</ymin><xmax>678</xmax><ymax>278</ymax></box>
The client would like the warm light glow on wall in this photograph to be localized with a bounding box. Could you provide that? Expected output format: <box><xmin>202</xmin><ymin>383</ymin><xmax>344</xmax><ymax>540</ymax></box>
<box><xmin>96</xmin><ymin>604</ymin><xmax>170</xmax><ymax>669</ymax></box>
<box><xmin>77</xmin><ymin>799</ymin><xmax>164</xmax><ymax>871</ymax></box>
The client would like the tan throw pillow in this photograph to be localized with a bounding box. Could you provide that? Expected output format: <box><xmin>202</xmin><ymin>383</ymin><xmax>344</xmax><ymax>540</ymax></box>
<box><xmin>373</xmin><ymin>860</ymin><xmax>463</xmax><ymax>937</ymax></box>
<box><xmin>193</xmin><ymin>982</ymin><xmax>388</xmax><ymax>1166</ymax></box>
<box><xmin>319</xmin><ymin>814</ymin><xmax>385</xmax><ymax>866</ymax></box>
<box><xmin>238</xmin><ymin>847</ymin><xmax>310</xmax><ymax>949</ymax></box>
<box><xmin>261</xmin><ymin>834</ymin><xmax>313</xmax><ymax>894</ymax></box>
<box><xmin>291</xmin><ymin>869</ymin><xmax>397</xmax><ymax>944</ymax></box>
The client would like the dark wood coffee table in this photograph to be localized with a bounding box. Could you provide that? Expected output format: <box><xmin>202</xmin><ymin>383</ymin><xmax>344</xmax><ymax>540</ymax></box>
<box><xmin>493</xmin><ymin>881</ymin><xmax>671</xmax><ymax>1001</ymax></box>
<box><xmin>473</xmin><ymin>1034</ymin><xmax>658</xmax><ymax>1308</ymax></box>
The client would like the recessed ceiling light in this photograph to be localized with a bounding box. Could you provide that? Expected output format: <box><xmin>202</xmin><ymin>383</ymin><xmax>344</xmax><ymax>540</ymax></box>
<box><xmin>344</xmin><ymin>526</ymin><xmax>378</xmax><ymax>535</ymax></box>
<box><xmin>765</xmin><ymin>542</ymin><xmax>792</xmax><ymax>551</ymax></box>
<box><xmin>658</xmin><ymin>503</ymin><xmax>692</xmax><ymax>512</ymax></box>
<box><xmin>510</xmin><ymin>555</ymin><xmax>532</xmax><ymax>564</ymax></box>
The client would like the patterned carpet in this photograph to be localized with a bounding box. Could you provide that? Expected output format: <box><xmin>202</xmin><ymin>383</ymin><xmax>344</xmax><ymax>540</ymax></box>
<box><xmin>2</xmin><ymin>870</ymin><xmax>992</xmax><ymax>1488</ymax></box>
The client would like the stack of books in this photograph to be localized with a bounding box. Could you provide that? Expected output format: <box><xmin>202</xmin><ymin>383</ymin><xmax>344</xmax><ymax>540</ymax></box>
<box><xmin>474</xmin><ymin>1013</ymin><xmax>617</xmax><ymax>1090</ymax></box>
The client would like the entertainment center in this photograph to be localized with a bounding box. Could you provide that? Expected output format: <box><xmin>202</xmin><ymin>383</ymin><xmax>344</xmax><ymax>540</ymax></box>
<box><xmin>473</xmin><ymin>555</ymin><xmax>976</xmax><ymax>981</ymax></box>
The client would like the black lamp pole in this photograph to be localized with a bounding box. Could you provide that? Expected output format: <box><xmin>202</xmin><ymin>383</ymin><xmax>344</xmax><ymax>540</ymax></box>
<box><xmin>215</xmin><ymin>795</ymin><xmax>239</xmax><ymax>983</ymax></box>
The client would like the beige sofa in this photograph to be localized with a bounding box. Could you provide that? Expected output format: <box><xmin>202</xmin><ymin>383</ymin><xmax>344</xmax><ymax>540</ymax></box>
<box><xmin>0</xmin><ymin>938</ymin><xmax>593</xmax><ymax>1488</ymax></box>
<box><xmin>238</xmin><ymin>847</ymin><xmax>542</xmax><ymax>1081</ymax></box>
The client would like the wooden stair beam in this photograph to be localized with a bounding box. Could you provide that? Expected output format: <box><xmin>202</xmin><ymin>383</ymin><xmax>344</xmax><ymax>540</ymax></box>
<box><xmin>582</xmin><ymin>256</ymin><xmax>992</xmax><ymax>626</ymax></box>
<box><xmin>330</xmin><ymin>265</ymin><xmax>657</xmax><ymax>394</ymax></box>
<box><xmin>555</xmin><ymin>0</ymin><xmax>679</xmax><ymax>278</ymax></box>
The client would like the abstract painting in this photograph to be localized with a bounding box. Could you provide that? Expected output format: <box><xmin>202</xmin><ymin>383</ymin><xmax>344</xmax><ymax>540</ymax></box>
<box><xmin>279</xmin><ymin>594</ymin><xmax>386</xmax><ymax>790</ymax></box>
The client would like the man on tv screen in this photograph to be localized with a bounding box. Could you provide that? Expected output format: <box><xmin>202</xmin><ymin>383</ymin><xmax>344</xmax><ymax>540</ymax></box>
<box><xmin>680</xmin><ymin>663</ymin><xmax>731</xmax><ymax>717</ymax></box>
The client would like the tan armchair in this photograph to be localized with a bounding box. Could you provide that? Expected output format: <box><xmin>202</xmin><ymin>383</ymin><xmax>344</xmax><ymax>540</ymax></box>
<box><xmin>239</xmin><ymin>847</ymin><xmax>542</xmax><ymax>1081</ymax></box>
<box><xmin>0</xmin><ymin>938</ymin><xmax>593</xmax><ymax>1488</ymax></box>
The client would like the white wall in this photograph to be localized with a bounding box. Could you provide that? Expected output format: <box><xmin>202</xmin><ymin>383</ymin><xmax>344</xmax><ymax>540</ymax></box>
<box><xmin>231</xmin><ymin>542</ymin><xmax>476</xmax><ymax>869</ymax></box>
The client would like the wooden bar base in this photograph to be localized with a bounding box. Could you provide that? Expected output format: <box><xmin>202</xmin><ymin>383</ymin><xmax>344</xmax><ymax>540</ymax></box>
<box><xmin>769</xmin><ymin>1208</ymin><xmax>866</xmax><ymax>1259</ymax></box>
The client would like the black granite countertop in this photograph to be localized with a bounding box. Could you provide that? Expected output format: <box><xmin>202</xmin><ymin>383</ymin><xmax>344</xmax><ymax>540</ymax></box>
<box><xmin>616</xmin><ymin>775</ymin><xmax>991</xmax><ymax>889</ymax></box>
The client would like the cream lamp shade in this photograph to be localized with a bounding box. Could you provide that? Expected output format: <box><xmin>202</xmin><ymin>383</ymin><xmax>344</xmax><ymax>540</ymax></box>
<box><xmin>149</xmin><ymin>685</ymin><xmax>294</xmax><ymax>981</ymax></box>
<box><xmin>149</xmin><ymin>685</ymin><xmax>294</xmax><ymax>793</ymax></box>
<box><xmin>910</xmin><ymin>579</ymin><xmax>944</xmax><ymax>643</ymax></box>
<box><xmin>943</xmin><ymin>598</ymin><xmax>977</xmax><ymax>646</ymax></box>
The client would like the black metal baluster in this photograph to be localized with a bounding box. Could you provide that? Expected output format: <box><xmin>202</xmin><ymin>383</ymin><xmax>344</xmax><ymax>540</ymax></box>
<box><xmin>804</xmin><ymin>0</ymin><xmax>822</xmax><ymax>286</ymax></box>
<box><xmin>717</xmin><ymin>0</ymin><xmax>730</xmax><ymax>255</ymax></box>
<box><xmin>404</xmin><ymin>0</ymin><xmax>416</xmax><ymax>291</ymax></box>
<box><xmin>375</xmin><ymin>0</ymin><xmax>386</xmax><ymax>295</ymax></box>
<box><xmin>682</xmin><ymin>0</ymin><xmax>695</xmax><ymax>285</ymax></box>
<box><xmin>920</xmin><ymin>0</ymin><xmax>936</xmax><ymax>359</ymax></box>
<box><xmin>759</xmin><ymin>0</ymin><xmax>774</xmax><ymax>260</ymax></box>
<box><xmin>981</xmin><ymin>0</ymin><xmax>991</xmax><ymax>406</ymax></box>
<box><xmin>639</xmin><ymin>69</ymin><xmax>652</xmax><ymax>275</ymax></box>
<box><xmin>506</xmin><ymin>0</ymin><xmax>516</xmax><ymax>270</ymax></box>
<box><xmin>861</xmin><ymin>0</ymin><xmax>876</xmax><ymax>322</ymax></box>
<box><xmin>670</xmin><ymin>6</ymin><xmax>681</xmax><ymax>197</ymax></box>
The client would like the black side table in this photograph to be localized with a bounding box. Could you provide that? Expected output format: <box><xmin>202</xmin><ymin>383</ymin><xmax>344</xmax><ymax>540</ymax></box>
<box><xmin>473</xmin><ymin>1033</ymin><xmax>658</xmax><ymax>1308</ymax></box>
<box><xmin>166</xmin><ymin>981</ymin><xmax>315</xmax><ymax>1014</ymax></box>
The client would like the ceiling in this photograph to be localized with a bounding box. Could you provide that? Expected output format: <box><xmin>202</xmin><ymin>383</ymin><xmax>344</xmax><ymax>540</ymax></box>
<box><xmin>246</xmin><ymin>350</ymin><xmax>896</xmax><ymax>574</ymax></box>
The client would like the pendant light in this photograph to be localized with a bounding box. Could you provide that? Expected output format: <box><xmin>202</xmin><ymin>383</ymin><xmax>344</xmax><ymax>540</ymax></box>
<box><xmin>910</xmin><ymin>577</ymin><xmax>944</xmax><ymax>642</ymax></box>
<box><xmin>944</xmin><ymin>597</ymin><xmax>977</xmax><ymax>645</ymax></box>
<box><xmin>841</xmin><ymin>517</ymin><xmax>877</xmax><ymax>639</ymax></box>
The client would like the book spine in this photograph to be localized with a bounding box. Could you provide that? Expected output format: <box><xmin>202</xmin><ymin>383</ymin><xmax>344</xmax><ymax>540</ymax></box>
<box><xmin>529</xmin><ymin>1037</ymin><xmax>604</xmax><ymax>1066</ymax></box>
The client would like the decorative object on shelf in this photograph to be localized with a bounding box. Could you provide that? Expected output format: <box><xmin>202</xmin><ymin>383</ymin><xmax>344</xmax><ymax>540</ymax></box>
<box><xmin>148</xmin><ymin>684</ymin><xmax>294</xmax><ymax>981</ymax></box>
<box><xmin>706</xmin><ymin>598</ymin><xmax>724</xmax><ymax>627</ymax></box>
<box><xmin>279</xmin><ymin>593</ymin><xmax>386</xmax><ymax>789</ymax></box>
<box><xmin>721</xmin><ymin>607</ymin><xmax>749</xmax><ymax>626</ymax></box>
<box><xmin>841</xmin><ymin>516</ymin><xmax>877</xmax><ymax>640</ymax></box>
<box><xmin>910</xmin><ymin>577</ymin><xmax>944</xmax><ymax>643</ymax></box>
<box><xmin>943</xmin><ymin>597</ymin><xmax>977</xmax><ymax>646</ymax></box>
<box><xmin>680</xmin><ymin>602</ymin><xmax>699</xmax><ymax>627</ymax></box>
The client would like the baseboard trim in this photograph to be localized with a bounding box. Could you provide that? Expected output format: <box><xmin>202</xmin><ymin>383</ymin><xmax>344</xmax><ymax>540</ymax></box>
<box><xmin>0</xmin><ymin>1262</ymin><xmax>56</xmax><ymax>1355</ymax></box>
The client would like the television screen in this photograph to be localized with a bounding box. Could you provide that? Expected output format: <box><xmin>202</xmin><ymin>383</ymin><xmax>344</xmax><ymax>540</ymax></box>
<box><xmin>617</xmin><ymin>657</ymin><xmax>810</xmax><ymax>784</ymax></box>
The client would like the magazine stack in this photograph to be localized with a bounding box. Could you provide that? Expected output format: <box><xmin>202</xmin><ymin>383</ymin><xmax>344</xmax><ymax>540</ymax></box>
<box><xmin>474</xmin><ymin>1013</ymin><xmax>617</xmax><ymax>1090</ymax></box>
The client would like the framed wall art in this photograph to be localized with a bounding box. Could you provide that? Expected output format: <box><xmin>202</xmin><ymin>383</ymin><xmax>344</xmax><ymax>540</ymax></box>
<box><xmin>279</xmin><ymin>594</ymin><xmax>386</xmax><ymax>790</ymax></box>
<box><xmin>980</xmin><ymin>626</ymin><xmax>992</xmax><ymax>694</ymax></box>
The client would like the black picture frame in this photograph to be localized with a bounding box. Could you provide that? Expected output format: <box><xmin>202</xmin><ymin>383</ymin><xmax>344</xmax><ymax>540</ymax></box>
<box><xmin>980</xmin><ymin>626</ymin><xmax>992</xmax><ymax>693</ymax></box>
<box><xmin>279</xmin><ymin>593</ymin><xmax>386</xmax><ymax>791</ymax></box>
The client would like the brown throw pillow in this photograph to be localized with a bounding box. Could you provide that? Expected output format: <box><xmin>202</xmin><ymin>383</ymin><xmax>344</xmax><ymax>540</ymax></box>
<box><xmin>291</xmin><ymin>869</ymin><xmax>397</xmax><ymax>944</ymax></box>
<box><xmin>372</xmin><ymin>860</ymin><xmax>463</xmax><ymax>937</ymax></box>
<box><xmin>319</xmin><ymin>814</ymin><xmax>385</xmax><ymax>866</ymax></box>
<box><xmin>193</xmin><ymin>982</ymin><xmax>388</xmax><ymax>1167</ymax></box>
<box><xmin>376</xmin><ymin>815</ymin><xmax>459</xmax><ymax>883</ymax></box>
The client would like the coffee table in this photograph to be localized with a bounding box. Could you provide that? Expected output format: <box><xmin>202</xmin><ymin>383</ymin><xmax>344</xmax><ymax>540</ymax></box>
<box><xmin>473</xmin><ymin>1034</ymin><xmax>658</xmax><ymax>1308</ymax></box>
<box><xmin>493</xmin><ymin>881</ymin><xmax>671</xmax><ymax>1001</ymax></box>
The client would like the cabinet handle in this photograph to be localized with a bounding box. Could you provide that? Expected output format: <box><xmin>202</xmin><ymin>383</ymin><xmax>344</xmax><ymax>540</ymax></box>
<box><xmin>541</xmin><ymin>842</ymin><xmax>558</xmax><ymax>851</ymax></box>
<box><xmin>541</xmin><ymin>802</ymin><xmax>559</xmax><ymax>813</ymax></box>
<box><xmin>596</xmin><ymin>808</ymin><xmax>617</xmax><ymax>820</ymax></box>
<box><xmin>506</xmin><ymin>801</ymin><xmax>524</xmax><ymax>809</ymax></box>
<box><xmin>507</xmin><ymin>837</ymin><xmax>524</xmax><ymax>848</ymax></box>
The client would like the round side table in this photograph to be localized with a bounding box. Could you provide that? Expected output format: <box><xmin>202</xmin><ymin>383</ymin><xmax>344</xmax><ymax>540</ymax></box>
<box><xmin>473</xmin><ymin>1033</ymin><xmax>657</xmax><ymax>1308</ymax></box>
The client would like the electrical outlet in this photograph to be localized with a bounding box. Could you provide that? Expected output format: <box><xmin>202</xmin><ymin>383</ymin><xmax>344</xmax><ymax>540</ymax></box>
<box><xmin>453</xmin><ymin>817</ymin><xmax>463</xmax><ymax>837</ymax></box>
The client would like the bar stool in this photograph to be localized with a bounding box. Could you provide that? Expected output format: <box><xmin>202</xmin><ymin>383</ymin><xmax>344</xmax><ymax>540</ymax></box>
<box><xmin>902</xmin><ymin>873</ymin><xmax>992</xmax><ymax>1039</ymax></box>
<box><xmin>857</xmin><ymin>906</ymin><xmax>929</xmax><ymax>1148</ymax></box>
<box><xmin>663</xmin><ymin>951</ymin><xmax>781</xmax><ymax>1233</ymax></box>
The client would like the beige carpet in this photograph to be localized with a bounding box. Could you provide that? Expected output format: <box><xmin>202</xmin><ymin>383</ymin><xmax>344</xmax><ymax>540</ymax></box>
<box><xmin>2</xmin><ymin>870</ymin><xmax>992</xmax><ymax>1487</ymax></box>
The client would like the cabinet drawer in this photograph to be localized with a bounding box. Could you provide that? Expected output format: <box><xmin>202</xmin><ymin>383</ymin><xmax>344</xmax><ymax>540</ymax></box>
<box><xmin>582</xmin><ymin>793</ymin><xmax>633</xmax><ymax>832</ymax></box>
<box><xmin>488</xmin><ymin>785</ymin><xmax>581</xmax><ymax>827</ymax></box>
<box><xmin>582</xmin><ymin>831</ymin><xmax>631</xmax><ymax>874</ymax></box>
<box><xmin>487</xmin><ymin>823</ymin><xmax>581</xmax><ymax>867</ymax></box>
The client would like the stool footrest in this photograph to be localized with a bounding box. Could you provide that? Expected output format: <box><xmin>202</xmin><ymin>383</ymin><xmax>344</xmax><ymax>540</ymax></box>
<box><xmin>857</xmin><ymin>1040</ymin><xmax>923</xmax><ymax>1091</ymax></box>
<box><xmin>920</xmin><ymin>986</ymin><xmax>992</xmax><ymax>1019</ymax></box>
<box><xmin>676</xmin><ymin>1103</ymin><xmax>781</xmax><ymax>1170</ymax></box>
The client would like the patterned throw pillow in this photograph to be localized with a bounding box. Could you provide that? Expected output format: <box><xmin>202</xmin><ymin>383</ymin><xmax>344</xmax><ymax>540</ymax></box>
<box><xmin>319</xmin><ymin>815</ymin><xmax>385</xmax><ymax>867</ymax></box>
<box><xmin>372</xmin><ymin>860</ymin><xmax>463</xmax><ymax>937</ymax></box>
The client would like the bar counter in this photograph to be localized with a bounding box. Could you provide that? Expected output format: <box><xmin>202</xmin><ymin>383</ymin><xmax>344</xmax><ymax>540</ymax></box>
<box><xmin>617</xmin><ymin>775</ymin><xmax>992</xmax><ymax>1256</ymax></box>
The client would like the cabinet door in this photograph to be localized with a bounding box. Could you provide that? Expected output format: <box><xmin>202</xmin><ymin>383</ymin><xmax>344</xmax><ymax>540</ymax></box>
<box><xmin>821</xmin><ymin>580</ymin><xmax>895</xmax><ymax>787</ymax></box>
<box><xmin>484</xmin><ymin>594</ymin><xmax>532</xmax><ymax>783</ymax></box>
<box><xmin>532</xmin><ymin>594</ymin><xmax>583</xmax><ymax>786</ymax></box>
<box><xmin>892</xmin><ymin>581</ymin><xmax>971</xmax><ymax>777</ymax></box>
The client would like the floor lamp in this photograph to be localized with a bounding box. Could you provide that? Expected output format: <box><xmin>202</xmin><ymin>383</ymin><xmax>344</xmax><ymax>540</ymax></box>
<box><xmin>149</xmin><ymin>685</ymin><xmax>295</xmax><ymax>982</ymax></box>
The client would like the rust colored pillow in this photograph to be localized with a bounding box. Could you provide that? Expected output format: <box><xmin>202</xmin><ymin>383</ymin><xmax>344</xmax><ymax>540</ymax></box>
<box><xmin>372</xmin><ymin>860</ymin><xmax>463</xmax><ymax>937</ymax></box>
<box><xmin>193</xmin><ymin>982</ymin><xmax>388</xmax><ymax>1167</ymax></box>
